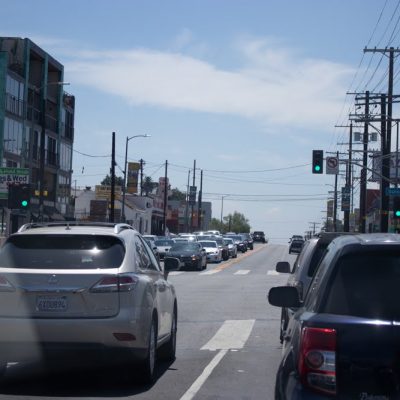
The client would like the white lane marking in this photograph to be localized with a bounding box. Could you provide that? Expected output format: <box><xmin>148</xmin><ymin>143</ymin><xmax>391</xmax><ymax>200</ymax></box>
<box><xmin>200</xmin><ymin>269</ymin><xmax>220</xmax><ymax>275</ymax></box>
<box><xmin>169</xmin><ymin>271</ymin><xmax>185</xmax><ymax>276</ymax></box>
<box><xmin>179</xmin><ymin>349</ymin><xmax>227</xmax><ymax>400</ymax></box>
<box><xmin>234</xmin><ymin>269</ymin><xmax>250</xmax><ymax>275</ymax></box>
<box><xmin>267</xmin><ymin>270</ymin><xmax>281</xmax><ymax>275</ymax></box>
<box><xmin>201</xmin><ymin>319</ymin><xmax>255</xmax><ymax>351</ymax></box>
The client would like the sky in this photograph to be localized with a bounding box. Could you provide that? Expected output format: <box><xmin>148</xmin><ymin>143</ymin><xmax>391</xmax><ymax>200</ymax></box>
<box><xmin>1</xmin><ymin>0</ymin><xmax>398</xmax><ymax>242</ymax></box>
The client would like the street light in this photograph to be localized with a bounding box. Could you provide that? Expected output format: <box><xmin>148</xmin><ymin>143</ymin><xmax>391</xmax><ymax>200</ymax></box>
<box><xmin>121</xmin><ymin>134</ymin><xmax>151</xmax><ymax>222</ymax></box>
<box><xmin>220</xmin><ymin>194</ymin><xmax>230</xmax><ymax>224</ymax></box>
<box><xmin>38</xmin><ymin>81</ymin><xmax>70</xmax><ymax>221</ymax></box>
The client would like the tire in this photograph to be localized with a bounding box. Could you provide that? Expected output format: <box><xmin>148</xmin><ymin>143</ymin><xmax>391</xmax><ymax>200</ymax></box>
<box><xmin>196</xmin><ymin>260</ymin><xmax>202</xmax><ymax>271</ymax></box>
<box><xmin>140</xmin><ymin>317</ymin><xmax>157</xmax><ymax>384</ymax></box>
<box><xmin>158</xmin><ymin>306</ymin><xmax>177</xmax><ymax>362</ymax></box>
<box><xmin>203</xmin><ymin>259</ymin><xmax>207</xmax><ymax>270</ymax></box>
<box><xmin>233</xmin><ymin>252</ymin><xmax>237</xmax><ymax>258</ymax></box>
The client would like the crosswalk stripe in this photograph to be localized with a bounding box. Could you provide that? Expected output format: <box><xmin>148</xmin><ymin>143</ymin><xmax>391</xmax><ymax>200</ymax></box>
<box><xmin>200</xmin><ymin>269</ymin><xmax>220</xmax><ymax>275</ymax></box>
<box><xmin>234</xmin><ymin>270</ymin><xmax>250</xmax><ymax>275</ymax></box>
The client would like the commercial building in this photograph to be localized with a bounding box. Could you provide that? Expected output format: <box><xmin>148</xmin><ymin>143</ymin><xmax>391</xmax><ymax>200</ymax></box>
<box><xmin>0</xmin><ymin>37</ymin><xmax>75</xmax><ymax>231</ymax></box>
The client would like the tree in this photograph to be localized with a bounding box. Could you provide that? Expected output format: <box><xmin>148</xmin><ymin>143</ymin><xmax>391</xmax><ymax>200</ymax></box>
<box><xmin>208</xmin><ymin>211</ymin><xmax>250</xmax><ymax>234</ymax></box>
<box><xmin>101</xmin><ymin>175</ymin><xmax>124</xmax><ymax>187</ymax></box>
<box><xmin>142</xmin><ymin>176</ymin><xmax>158</xmax><ymax>196</ymax></box>
<box><xmin>168</xmin><ymin>187</ymin><xmax>186</xmax><ymax>201</ymax></box>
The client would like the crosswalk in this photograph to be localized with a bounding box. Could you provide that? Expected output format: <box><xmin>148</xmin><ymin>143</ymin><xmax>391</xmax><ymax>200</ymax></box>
<box><xmin>169</xmin><ymin>269</ymin><xmax>286</xmax><ymax>276</ymax></box>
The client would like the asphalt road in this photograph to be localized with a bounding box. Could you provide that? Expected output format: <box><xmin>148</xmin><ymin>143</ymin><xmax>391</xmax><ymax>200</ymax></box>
<box><xmin>0</xmin><ymin>243</ymin><xmax>297</xmax><ymax>400</ymax></box>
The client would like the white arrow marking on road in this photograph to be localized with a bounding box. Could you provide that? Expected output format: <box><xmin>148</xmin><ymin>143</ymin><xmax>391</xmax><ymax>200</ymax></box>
<box><xmin>180</xmin><ymin>320</ymin><xmax>255</xmax><ymax>400</ymax></box>
<box><xmin>234</xmin><ymin>269</ymin><xmax>250</xmax><ymax>275</ymax></box>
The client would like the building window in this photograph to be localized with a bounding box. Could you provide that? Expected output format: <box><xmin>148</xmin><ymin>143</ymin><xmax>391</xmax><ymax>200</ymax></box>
<box><xmin>59</xmin><ymin>142</ymin><xmax>72</xmax><ymax>171</ymax></box>
<box><xmin>4</xmin><ymin>117</ymin><xmax>23</xmax><ymax>155</ymax></box>
<box><xmin>46</xmin><ymin>136</ymin><xmax>57</xmax><ymax>167</ymax></box>
<box><xmin>5</xmin><ymin>75</ymin><xmax>24</xmax><ymax>117</ymax></box>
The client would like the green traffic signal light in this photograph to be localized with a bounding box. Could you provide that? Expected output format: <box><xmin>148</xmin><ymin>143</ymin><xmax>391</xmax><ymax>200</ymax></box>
<box><xmin>21</xmin><ymin>200</ymin><xmax>28</xmax><ymax>207</ymax></box>
<box><xmin>314</xmin><ymin>165</ymin><xmax>321</xmax><ymax>172</ymax></box>
<box><xmin>396</xmin><ymin>210</ymin><xmax>400</xmax><ymax>217</ymax></box>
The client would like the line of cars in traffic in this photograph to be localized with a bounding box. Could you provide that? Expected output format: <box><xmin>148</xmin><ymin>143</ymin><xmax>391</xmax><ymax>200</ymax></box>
<box><xmin>143</xmin><ymin>230</ymin><xmax>263</xmax><ymax>271</ymax></box>
<box><xmin>268</xmin><ymin>231</ymin><xmax>400</xmax><ymax>399</ymax></box>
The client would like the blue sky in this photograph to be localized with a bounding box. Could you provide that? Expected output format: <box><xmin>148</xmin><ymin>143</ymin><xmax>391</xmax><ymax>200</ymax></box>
<box><xmin>2</xmin><ymin>0</ymin><xmax>396</xmax><ymax>241</ymax></box>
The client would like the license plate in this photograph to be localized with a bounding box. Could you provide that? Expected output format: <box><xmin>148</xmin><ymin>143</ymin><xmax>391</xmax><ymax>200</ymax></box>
<box><xmin>37</xmin><ymin>296</ymin><xmax>68</xmax><ymax>312</ymax></box>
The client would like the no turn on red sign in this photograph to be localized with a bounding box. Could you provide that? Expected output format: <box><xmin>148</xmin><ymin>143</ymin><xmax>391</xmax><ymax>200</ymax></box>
<box><xmin>326</xmin><ymin>157</ymin><xmax>339</xmax><ymax>175</ymax></box>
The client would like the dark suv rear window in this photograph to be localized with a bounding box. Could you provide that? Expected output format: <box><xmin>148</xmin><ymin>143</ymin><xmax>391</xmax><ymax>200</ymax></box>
<box><xmin>323</xmin><ymin>251</ymin><xmax>400</xmax><ymax>320</ymax></box>
<box><xmin>0</xmin><ymin>235</ymin><xmax>125</xmax><ymax>269</ymax></box>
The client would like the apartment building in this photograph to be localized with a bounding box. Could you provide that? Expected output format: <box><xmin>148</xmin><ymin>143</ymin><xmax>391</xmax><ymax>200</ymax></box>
<box><xmin>0</xmin><ymin>37</ymin><xmax>75</xmax><ymax>228</ymax></box>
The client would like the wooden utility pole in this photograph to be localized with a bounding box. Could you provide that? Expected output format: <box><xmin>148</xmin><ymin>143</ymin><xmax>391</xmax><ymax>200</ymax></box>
<box><xmin>163</xmin><ymin>160</ymin><xmax>168</xmax><ymax>235</ymax></box>
<box><xmin>197</xmin><ymin>170</ymin><xmax>203</xmax><ymax>230</ymax></box>
<box><xmin>110</xmin><ymin>132</ymin><xmax>115</xmax><ymax>222</ymax></box>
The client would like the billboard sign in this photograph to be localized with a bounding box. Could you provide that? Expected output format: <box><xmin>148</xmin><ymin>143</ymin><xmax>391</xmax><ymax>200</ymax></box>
<box><xmin>0</xmin><ymin>168</ymin><xmax>29</xmax><ymax>199</ymax></box>
<box><xmin>127</xmin><ymin>162</ymin><xmax>140</xmax><ymax>194</ymax></box>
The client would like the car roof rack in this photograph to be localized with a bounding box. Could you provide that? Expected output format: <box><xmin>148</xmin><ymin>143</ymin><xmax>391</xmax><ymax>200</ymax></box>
<box><xmin>17</xmin><ymin>222</ymin><xmax>135</xmax><ymax>234</ymax></box>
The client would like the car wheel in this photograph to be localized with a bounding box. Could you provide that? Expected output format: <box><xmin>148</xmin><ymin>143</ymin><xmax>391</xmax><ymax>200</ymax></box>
<box><xmin>233</xmin><ymin>252</ymin><xmax>237</xmax><ymax>258</ymax></box>
<box><xmin>203</xmin><ymin>259</ymin><xmax>207</xmax><ymax>270</ymax></box>
<box><xmin>196</xmin><ymin>259</ymin><xmax>202</xmax><ymax>271</ymax></box>
<box><xmin>158</xmin><ymin>306</ymin><xmax>177</xmax><ymax>362</ymax></box>
<box><xmin>140</xmin><ymin>317</ymin><xmax>157</xmax><ymax>384</ymax></box>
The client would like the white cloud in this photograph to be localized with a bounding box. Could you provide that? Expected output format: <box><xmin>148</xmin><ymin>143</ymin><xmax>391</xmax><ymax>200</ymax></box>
<box><xmin>63</xmin><ymin>37</ymin><xmax>354</xmax><ymax>130</ymax></box>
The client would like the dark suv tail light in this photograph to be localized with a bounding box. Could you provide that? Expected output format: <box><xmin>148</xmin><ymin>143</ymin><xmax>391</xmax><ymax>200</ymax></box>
<box><xmin>298</xmin><ymin>327</ymin><xmax>337</xmax><ymax>395</ymax></box>
<box><xmin>90</xmin><ymin>274</ymin><xmax>138</xmax><ymax>293</ymax></box>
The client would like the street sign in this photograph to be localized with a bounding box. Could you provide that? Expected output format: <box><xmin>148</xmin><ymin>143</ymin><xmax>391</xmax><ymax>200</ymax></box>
<box><xmin>386</xmin><ymin>187</ymin><xmax>400</xmax><ymax>196</ymax></box>
<box><xmin>326</xmin><ymin>157</ymin><xmax>339</xmax><ymax>175</ymax></box>
<box><xmin>341</xmin><ymin>186</ymin><xmax>351</xmax><ymax>211</ymax></box>
<box><xmin>189</xmin><ymin>186</ymin><xmax>197</xmax><ymax>205</ymax></box>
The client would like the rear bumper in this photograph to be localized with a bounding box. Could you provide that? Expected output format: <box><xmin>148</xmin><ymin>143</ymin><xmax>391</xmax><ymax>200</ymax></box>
<box><xmin>0</xmin><ymin>310</ymin><xmax>150</xmax><ymax>363</ymax></box>
<box><xmin>206</xmin><ymin>253</ymin><xmax>220</xmax><ymax>262</ymax></box>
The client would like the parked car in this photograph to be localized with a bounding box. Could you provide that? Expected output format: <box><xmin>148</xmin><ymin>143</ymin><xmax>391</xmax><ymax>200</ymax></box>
<box><xmin>167</xmin><ymin>241</ymin><xmax>207</xmax><ymax>270</ymax></box>
<box><xmin>0</xmin><ymin>222</ymin><xmax>179</xmax><ymax>383</ymax></box>
<box><xmin>154</xmin><ymin>238</ymin><xmax>176</xmax><ymax>260</ymax></box>
<box><xmin>224</xmin><ymin>234</ymin><xmax>247</xmax><ymax>253</ymax></box>
<box><xmin>240</xmin><ymin>233</ymin><xmax>253</xmax><ymax>250</ymax></box>
<box><xmin>252</xmin><ymin>231</ymin><xmax>266</xmax><ymax>243</ymax></box>
<box><xmin>288</xmin><ymin>239</ymin><xmax>304</xmax><ymax>254</ymax></box>
<box><xmin>289</xmin><ymin>234</ymin><xmax>303</xmax><ymax>242</ymax></box>
<box><xmin>198</xmin><ymin>240</ymin><xmax>222</xmax><ymax>263</ymax></box>
<box><xmin>223</xmin><ymin>237</ymin><xmax>238</xmax><ymax>258</ymax></box>
<box><xmin>269</xmin><ymin>233</ymin><xmax>400</xmax><ymax>399</ymax></box>
<box><xmin>276</xmin><ymin>232</ymin><xmax>351</xmax><ymax>343</ymax></box>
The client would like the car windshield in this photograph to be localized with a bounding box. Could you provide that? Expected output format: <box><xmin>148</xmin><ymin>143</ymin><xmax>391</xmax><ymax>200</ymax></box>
<box><xmin>0</xmin><ymin>235</ymin><xmax>125</xmax><ymax>269</ymax></box>
<box><xmin>199</xmin><ymin>241</ymin><xmax>217</xmax><ymax>248</ymax></box>
<box><xmin>224</xmin><ymin>238</ymin><xmax>233</xmax><ymax>245</ymax></box>
<box><xmin>155</xmin><ymin>239</ymin><xmax>175</xmax><ymax>246</ymax></box>
<box><xmin>170</xmin><ymin>243</ymin><xmax>199</xmax><ymax>251</ymax></box>
<box><xmin>323</xmin><ymin>251</ymin><xmax>400</xmax><ymax>321</ymax></box>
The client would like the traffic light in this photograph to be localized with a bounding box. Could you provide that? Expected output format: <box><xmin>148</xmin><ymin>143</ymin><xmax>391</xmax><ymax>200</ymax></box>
<box><xmin>7</xmin><ymin>184</ymin><xmax>31</xmax><ymax>210</ymax></box>
<box><xmin>393</xmin><ymin>197</ymin><xmax>400</xmax><ymax>219</ymax></box>
<box><xmin>312</xmin><ymin>150</ymin><xmax>324</xmax><ymax>174</ymax></box>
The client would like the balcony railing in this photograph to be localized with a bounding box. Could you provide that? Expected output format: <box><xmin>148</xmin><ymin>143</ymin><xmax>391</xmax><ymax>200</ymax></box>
<box><xmin>5</xmin><ymin>93</ymin><xmax>25</xmax><ymax>118</ymax></box>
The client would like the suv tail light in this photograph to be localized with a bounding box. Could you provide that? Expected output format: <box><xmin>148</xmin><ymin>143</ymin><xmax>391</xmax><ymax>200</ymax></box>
<box><xmin>90</xmin><ymin>274</ymin><xmax>138</xmax><ymax>293</ymax></box>
<box><xmin>299</xmin><ymin>327</ymin><xmax>336</xmax><ymax>395</ymax></box>
<box><xmin>0</xmin><ymin>275</ymin><xmax>15</xmax><ymax>292</ymax></box>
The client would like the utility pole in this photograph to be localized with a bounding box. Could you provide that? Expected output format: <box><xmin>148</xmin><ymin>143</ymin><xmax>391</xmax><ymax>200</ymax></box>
<box><xmin>364</xmin><ymin>47</ymin><xmax>400</xmax><ymax>231</ymax></box>
<box><xmin>190</xmin><ymin>160</ymin><xmax>196</xmax><ymax>232</ymax></box>
<box><xmin>140</xmin><ymin>159</ymin><xmax>144</xmax><ymax>196</ymax></box>
<box><xmin>344</xmin><ymin>124</ymin><xmax>353</xmax><ymax>231</ymax></box>
<box><xmin>380</xmin><ymin>94</ymin><xmax>389</xmax><ymax>232</ymax></box>
<box><xmin>359</xmin><ymin>91</ymin><xmax>369</xmax><ymax>233</ymax></box>
<box><xmin>197</xmin><ymin>170</ymin><xmax>203</xmax><ymax>230</ymax></box>
<box><xmin>333</xmin><ymin>151</ymin><xmax>339</xmax><ymax>232</ymax></box>
<box><xmin>110</xmin><ymin>132</ymin><xmax>115</xmax><ymax>223</ymax></box>
<box><xmin>163</xmin><ymin>160</ymin><xmax>168</xmax><ymax>235</ymax></box>
<box><xmin>185</xmin><ymin>169</ymin><xmax>190</xmax><ymax>233</ymax></box>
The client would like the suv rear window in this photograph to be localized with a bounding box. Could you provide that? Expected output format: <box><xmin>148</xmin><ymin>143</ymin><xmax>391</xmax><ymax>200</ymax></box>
<box><xmin>0</xmin><ymin>235</ymin><xmax>125</xmax><ymax>269</ymax></box>
<box><xmin>323</xmin><ymin>251</ymin><xmax>400</xmax><ymax>320</ymax></box>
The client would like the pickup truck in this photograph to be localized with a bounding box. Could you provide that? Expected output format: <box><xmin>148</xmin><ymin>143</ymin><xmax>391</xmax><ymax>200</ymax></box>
<box><xmin>268</xmin><ymin>233</ymin><xmax>400</xmax><ymax>399</ymax></box>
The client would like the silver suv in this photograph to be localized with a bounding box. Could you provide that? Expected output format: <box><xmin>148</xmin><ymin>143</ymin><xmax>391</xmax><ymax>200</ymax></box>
<box><xmin>0</xmin><ymin>222</ymin><xmax>179</xmax><ymax>383</ymax></box>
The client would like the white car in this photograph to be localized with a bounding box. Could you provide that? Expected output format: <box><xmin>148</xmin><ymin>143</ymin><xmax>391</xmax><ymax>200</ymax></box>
<box><xmin>0</xmin><ymin>222</ymin><xmax>179</xmax><ymax>383</ymax></box>
<box><xmin>154</xmin><ymin>238</ymin><xmax>175</xmax><ymax>260</ymax></box>
<box><xmin>198</xmin><ymin>240</ymin><xmax>222</xmax><ymax>263</ymax></box>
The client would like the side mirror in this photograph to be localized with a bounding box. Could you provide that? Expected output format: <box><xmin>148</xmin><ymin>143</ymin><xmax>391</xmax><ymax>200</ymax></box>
<box><xmin>163</xmin><ymin>257</ymin><xmax>181</xmax><ymax>279</ymax></box>
<box><xmin>268</xmin><ymin>286</ymin><xmax>302</xmax><ymax>308</ymax></box>
<box><xmin>276</xmin><ymin>261</ymin><xmax>291</xmax><ymax>273</ymax></box>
